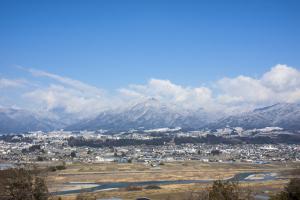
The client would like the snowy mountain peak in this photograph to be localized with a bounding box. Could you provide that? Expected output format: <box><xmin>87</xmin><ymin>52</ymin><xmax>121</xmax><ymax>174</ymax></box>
<box><xmin>211</xmin><ymin>102</ymin><xmax>300</xmax><ymax>130</ymax></box>
<box><xmin>0</xmin><ymin>107</ymin><xmax>61</xmax><ymax>134</ymax></box>
<box><xmin>1</xmin><ymin>102</ymin><xmax>300</xmax><ymax>134</ymax></box>
<box><xmin>66</xmin><ymin>98</ymin><xmax>210</xmax><ymax>131</ymax></box>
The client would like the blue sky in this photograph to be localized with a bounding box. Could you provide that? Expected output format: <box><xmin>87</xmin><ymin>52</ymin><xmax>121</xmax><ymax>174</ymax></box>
<box><xmin>0</xmin><ymin>0</ymin><xmax>300</xmax><ymax>116</ymax></box>
<box><xmin>0</xmin><ymin>0</ymin><xmax>299</xmax><ymax>89</ymax></box>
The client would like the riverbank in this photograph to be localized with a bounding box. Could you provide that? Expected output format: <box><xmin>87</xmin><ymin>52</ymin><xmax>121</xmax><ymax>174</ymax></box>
<box><xmin>52</xmin><ymin>172</ymin><xmax>280</xmax><ymax>196</ymax></box>
<box><xmin>47</xmin><ymin>161</ymin><xmax>299</xmax><ymax>200</ymax></box>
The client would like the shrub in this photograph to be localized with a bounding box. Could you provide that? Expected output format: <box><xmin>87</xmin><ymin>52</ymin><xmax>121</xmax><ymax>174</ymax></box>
<box><xmin>125</xmin><ymin>185</ymin><xmax>143</xmax><ymax>191</ymax></box>
<box><xmin>208</xmin><ymin>180</ymin><xmax>241</xmax><ymax>200</ymax></box>
<box><xmin>0</xmin><ymin>168</ymin><xmax>49</xmax><ymax>200</ymax></box>
<box><xmin>48</xmin><ymin>164</ymin><xmax>66</xmax><ymax>172</ymax></box>
<box><xmin>48</xmin><ymin>166</ymin><xmax>57</xmax><ymax>172</ymax></box>
<box><xmin>76</xmin><ymin>194</ymin><xmax>96</xmax><ymax>200</ymax></box>
<box><xmin>55</xmin><ymin>165</ymin><xmax>66</xmax><ymax>170</ymax></box>
<box><xmin>270</xmin><ymin>178</ymin><xmax>300</xmax><ymax>200</ymax></box>
<box><xmin>187</xmin><ymin>180</ymin><xmax>254</xmax><ymax>200</ymax></box>
<box><xmin>144</xmin><ymin>185</ymin><xmax>161</xmax><ymax>190</ymax></box>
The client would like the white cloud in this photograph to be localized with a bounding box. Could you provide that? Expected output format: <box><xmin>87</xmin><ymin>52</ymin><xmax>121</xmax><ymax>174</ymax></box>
<box><xmin>24</xmin><ymin>84</ymin><xmax>109</xmax><ymax>118</ymax></box>
<box><xmin>119</xmin><ymin>78</ymin><xmax>214</xmax><ymax>111</ymax></box>
<box><xmin>17</xmin><ymin>68</ymin><xmax>110</xmax><ymax>118</ymax></box>
<box><xmin>216</xmin><ymin>94</ymin><xmax>243</xmax><ymax>105</ymax></box>
<box><xmin>119</xmin><ymin>64</ymin><xmax>300</xmax><ymax>113</ymax></box>
<box><xmin>3</xmin><ymin>64</ymin><xmax>300</xmax><ymax>117</ymax></box>
<box><xmin>285</xmin><ymin>89</ymin><xmax>300</xmax><ymax>102</ymax></box>
<box><xmin>215</xmin><ymin>64</ymin><xmax>300</xmax><ymax>108</ymax></box>
<box><xmin>0</xmin><ymin>78</ymin><xmax>27</xmax><ymax>88</ymax></box>
<box><xmin>262</xmin><ymin>64</ymin><xmax>300</xmax><ymax>92</ymax></box>
<box><xmin>217</xmin><ymin>76</ymin><xmax>274</xmax><ymax>104</ymax></box>
<box><xmin>27</xmin><ymin>68</ymin><xmax>104</xmax><ymax>96</ymax></box>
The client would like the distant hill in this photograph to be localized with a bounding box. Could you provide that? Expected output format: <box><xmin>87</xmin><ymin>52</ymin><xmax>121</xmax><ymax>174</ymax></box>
<box><xmin>0</xmin><ymin>108</ymin><xmax>61</xmax><ymax>134</ymax></box>
<box><xmin>66</xmin><ymin>98</ymin><xmax>211</xmax><ymax>131</ymax></box>
<box><xmin>208</xmin><ymin>103</ymin><xmax>300</xmax><ymax>131</ymax></box>
<box><xmin>1</xmin><ymin>101</ymin><xmax>300</xmax><ymax>134</ymax></box>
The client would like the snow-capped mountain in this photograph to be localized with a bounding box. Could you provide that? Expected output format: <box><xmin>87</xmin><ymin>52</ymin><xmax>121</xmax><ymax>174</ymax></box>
<box><xmin>0</xmin><ymin>108</ymin><xmax>62</xmax><ymax>134</ymax></box>
<box><xmin>1</xmin><ymin>101</ymin><xmax>300</xmax><ymax>134</ymax></box>
<box><xmin>66</xmin><ymin>98</ymin><xmax>212</xmax><ymax>131</ymax></box>
<box><xmin>209</xmin><ymin>103</ymin><xmax>300</xmax><ymax>130</ymax></box>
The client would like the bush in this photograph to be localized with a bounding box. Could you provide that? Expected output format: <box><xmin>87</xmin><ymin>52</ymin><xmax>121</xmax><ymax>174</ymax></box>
<box><xmin>76</xmin><ymin>194</ymin><xmax>96</xmax><ymax>200</ymax></box>
<box><xmin>48</xmin><ymin>164</ymin><xmax>66</xmax><ymax>172</ymax></box>
<box><xmin>208</xmin><ymin>180</ymin><xmax>242</xmax><ymax>200</ymax></box>
<box><xmin>0</xmin><ymin>168</ymin><xmax>49</xmax><ymax>200</ymax></box>
<box><xmin>187</xmin><ymin>180</ymin><xmax>253</xmax><ymax>200</ymax></box>
<box><xmin>125</xmin><ymin>185</ymin><xmax>143</xmax><ymax>191</ymax></box>
<box><xmin>48</xmin><ymin>166</ymin><xmax>57</xmax><ymax>172</ymax></box>
<box><xmin>55</xmin><ymin>165</ymin><xmax>66</xmax><ymax>170</ymax></box>
<box><xmin>144</xmin><ymin>185</ymin><xmax>161</xmax><ymax>190</ymax></box>
<box><xmin>270</xmin><ymin>178</ymin><xmax>300</xmax><ymax>200</ymax></box>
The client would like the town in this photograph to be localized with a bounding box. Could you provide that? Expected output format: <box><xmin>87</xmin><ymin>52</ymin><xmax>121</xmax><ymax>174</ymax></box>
<box><xmin>1</xmin><ymin>128</ymin><xmax>299</xmax><ymax>166</ymax></box>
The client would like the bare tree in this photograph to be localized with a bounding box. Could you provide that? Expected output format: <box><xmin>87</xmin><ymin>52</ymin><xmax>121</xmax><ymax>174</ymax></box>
<box><xmin>0</xmin><ymin>167</ymin><xmax>49</xmax><ymax>200</ymax></box>
<box><xmin>187</xmin><ymin>180</ymin><xmax>254</xmax><ymax>200</ymax></box>
<box><xmin>270</xmin><ymin>178</ymin><xmax>300</xmax><ymax>200</ymax></box>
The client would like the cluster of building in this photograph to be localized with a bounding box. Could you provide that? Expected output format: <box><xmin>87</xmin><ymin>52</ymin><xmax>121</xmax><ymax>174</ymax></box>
<box><xmin>0</xmin><ymin>130</ymin><xmax>299</xmax><ymax>165</ymax></box>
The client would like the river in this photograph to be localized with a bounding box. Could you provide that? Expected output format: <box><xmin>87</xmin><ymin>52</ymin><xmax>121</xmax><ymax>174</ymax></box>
<box><xmin>52</xmin><ymin>172</ymin><xmax>279</xmax><ymax>196</ymax></box>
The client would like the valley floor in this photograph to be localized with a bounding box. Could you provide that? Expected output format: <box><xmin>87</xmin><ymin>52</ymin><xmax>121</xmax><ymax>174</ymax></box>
<box><xmin>47</xmin><ymin>161</ymin><xmax>300</xmax><ymax>200</ymax></box>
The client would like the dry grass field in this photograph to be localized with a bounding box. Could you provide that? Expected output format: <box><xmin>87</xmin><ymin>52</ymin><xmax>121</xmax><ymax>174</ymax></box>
<box><xmin>52</xmin><ymin>180</ymin><xmax>289</xmax><ymax>200</ymax></box>
<box><xmin>47</xmin><ymin>161</ymin><xmax>300</xmax><ymax>200</ymax></box>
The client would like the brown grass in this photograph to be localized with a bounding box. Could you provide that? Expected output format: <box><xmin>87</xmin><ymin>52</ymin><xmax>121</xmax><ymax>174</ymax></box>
<box><xmin>47</xmin><ymin>161</ymin><xmax>300</xmax><ymax>200</ymax></box>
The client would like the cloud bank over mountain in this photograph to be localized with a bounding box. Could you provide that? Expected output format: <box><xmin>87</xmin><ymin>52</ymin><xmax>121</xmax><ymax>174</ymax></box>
<box><xmin>1</xmin><ymin>64</ymin><xmax>300</xmax><ymax>118</ymax></box>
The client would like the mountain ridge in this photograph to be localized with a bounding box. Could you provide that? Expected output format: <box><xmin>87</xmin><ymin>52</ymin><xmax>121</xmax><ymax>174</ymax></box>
<box><xmin>209</xmin><ymin>103</ymin><xmax>300</xmax><ymax>130</ymax></box>
<box><xmin>0</xmin><ymin>108</ymin><xmax>60</xmax><ymax>134</ymax></box>
<box><xmin>0</xmin><ymin>101</ymin><xmax>299</xmax><ymax>134</ymax></box>
<box><xmin>65</xmin><ymin>98</ymin><xmax>211</xmax><ymax>131</ymax></box>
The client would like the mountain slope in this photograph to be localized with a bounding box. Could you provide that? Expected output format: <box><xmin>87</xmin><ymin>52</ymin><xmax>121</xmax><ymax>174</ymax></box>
<box><xmin>0</xmin><ymin>108</ymin><xmax>61</xmax><ymax>134</ymax></box>
<box><xmin>1</xmin><ymin>102</ymin><xmax>300</xmax><ymax>134</ymax></box>
<box><xmin>209</xmin><ymin>103</ymin><xmax>300</xmax><ymax>130</ymax></box>
<box><xmin>66</xmin><ymin>98</ymin><xmax>211</xmax><ymax>131</ymax></box>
